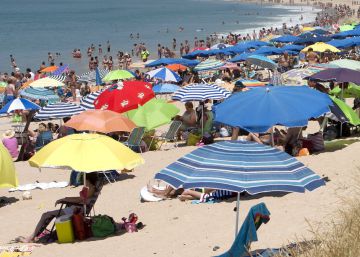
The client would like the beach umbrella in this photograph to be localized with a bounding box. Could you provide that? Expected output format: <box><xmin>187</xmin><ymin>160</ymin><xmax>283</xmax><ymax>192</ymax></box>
<box><xmin>94</xmin><ymin>82</ymin><xmax>154</xmax><ymax>113</ymax></box>
<box><xmin>340</xmin><ymin>24</ymin><xmax>355</xmax><ymax>32</ymax></box>
<box><xmin>214</xmin><ymin>86</ymin><xmax>332</xmax><ymax>133</ymax></box>
<box><xmin>0</xmin><ymin>98</ymin><xmax>40</xmax><ymax>114</ymax></box>
<box><xmin>329</xmin><ymin>59</ymin><xmax>360</xmax><ymax>70</ymax></box>
<box><xmin>80</xmin><ymin>90</ymin><xmax>103</xmax><ymax>110</ymax></box>
<box><xmin>310</xmin><ymin>28</ymin><xmax>329</xmax><ymax>35</ymax></box>
<box><xmin>172</xmin><ymin>83</ymin><xmax>231</xmax><ymax>102</ymax></box>
<box><xmin>47</xmin><ymin>75</ymin><xmax>67</xmax><ymax>82</ymax></box>
<box><xmin>302</xmin><ymin>26</ymin><xmax>315</xmax><ymax>32</ymax></box>
<box><xmin>237</xmin><ymin>41</ymin><xmax>270</xmax><ymax>48</ymax></box>
<box><xmin>41</xmin><ymin>66</ymin><xmax>58</xmax><ymax>73</ymax></box>
<box><xmin>327</xmin><ymin>38</ymin><xmax>358</xmax><ymax>48</ymax></box>
<box><xmin>154</xmin><ymin>140</ymin><xmax>325</xmax><ymax>235</ymax></box>
<box><xmin>166</xmin><ymin>64</ymin><xmax>187</xmax><ymax>72</ymax></box>
<box><xmin>102</xmin><ymin>69</ymin><xmax>134</xmax><ymax>82</ymax></box>
<box><xmin>219</xmin><ymin>62</ymin><xmax>241</xmax><ymax>70</ymax></box>
<box><xmin>65</xmin><ymin>109</ymin><xmax>136</xmax><ymax>133</ymax></box>
<box><xmin>210</xmin><ymin>43</ymin><xmax>232</xmax><ymax>49</ymax></box>
<box><xmin>0</xmin><ymin>143</ymin><xmax>18</xmax><ymax>188</ymax></box>
<box><xmin>145</xmin><ymin>58</ymin><xmax>199</xmax><ymax>67</ymax></box>
<box><xmin>52</xmin><ymin>64</ymin><xmax>69</xmax><ymax>76</ymax></box>
<box><xmin>78</xmin><ymin>68</ymin><xmax>109</xmax><ymax>83</ymax></box>
<box><xmin>0</xmin><ymin>82</ymin><xmax>6</xmax><ymax>94</ymax></box>
<box><xmin>271</xmin><ymin>35</ymin><xmax>299</xmax><ymax>43</ymax></box>
<box><xmin>152</xmin><ymin>83</ymin><xmax>180</xmax><ymax>94</ymax></box>
<box><xmin>330</xmin><ymin>83</ymin><xmax>360</xmax><ymax>98</ymax></box>
<box><xmin>193</xmin><ymin>59</ymin><xmax>225</xmax><ymax>71</ymax></box>
<box><xmin>246</xmin><ymin>55</ymin><xmax>277</xmax><ymax>70</ymax></box>
<box><xmin>229</xmin><ymin>53</ymin><xmax>252</xmax><ymax>63</ymax></box>
<box><xmin>29</xmin><ymin>77</ymin><xmax>65</xmax><ymax>88</ymax></box>
<box><xmin>95</xmin><ymin>67</ymin><xmax>103</xmax><ymax>85</ymax></box>
<box><xmin>280</xmin><ymin>66</ymin><xmax>327</xmax><ymax>86</ymax></box>
<box><xmin>125</xmin><ymin>99</ymin><xmax>179</xmax><ymax>131</ymax></box>
<box><xmin>301</xmin><ymin>42</ymin><xmax>340</xmax><ymax>53</ymax></box>
<box><xmin>330</xmin><ymin>96</ymin><xmax>360</xmax><ymax>126</ymax></box>
<box><xmin>307</xmin><ymin>68</ymin><xmax>360</xmax><ymax>85</ymax></box>
<box><xmin>20</xmin><ymin>87</ymin><xmax>60</xmax><ymax>103</ymax></box>
<box><xmin>253</xmin><ymin>47</ymin><xmax>284</xmax><ymax>56</ymax></box>
<box><xmin>279</xmin><ymin>44</ymin><xmax>304</xmax><ymax>52</ymax></box>
<box><xmin>332</xmin><ymin>29</ymin><xmax>360</xmax><ymax>39</ymax></box>
<box><xmin>294</xmin><ymin>35</ymin><xmax>331</xmax><ymax>45</ymax></box>
<box><xmin>235</xmin><ymin>79</ymin><xmax>266</xmax><ymax>87</ymax></box>
<box><xmin>34</xmin><ymin>102</ymin><xmax>85</xmax><ymax>120</ymax></box>
<box><xmin>146</xmin><ymin>67</ymin><xmax>181</xmax><ymax>82</ymax></box>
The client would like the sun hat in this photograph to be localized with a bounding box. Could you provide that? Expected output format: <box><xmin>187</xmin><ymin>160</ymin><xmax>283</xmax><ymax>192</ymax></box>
<box><xmin>3</xmin><ymin>129</ymin><xmax>16</xmax><ymax>139</ymax></box>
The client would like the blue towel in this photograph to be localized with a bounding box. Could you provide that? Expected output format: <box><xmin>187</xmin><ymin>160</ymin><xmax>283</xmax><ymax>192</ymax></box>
<box><xmin>216</xmin><ymin>202</ymin><xmax>270</xmax><ymax>257</ymax></box>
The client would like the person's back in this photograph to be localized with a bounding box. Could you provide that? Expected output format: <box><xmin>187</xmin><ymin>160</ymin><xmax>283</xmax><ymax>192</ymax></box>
<box><xmin>35</xmin><ymin>130</ymin><xmax>53</xmax><ymax>149</ymax></box>
<box><xmin>2</xmin><ymin>137</ymin><xmax>18</xmax><ymax>158</ymax></box>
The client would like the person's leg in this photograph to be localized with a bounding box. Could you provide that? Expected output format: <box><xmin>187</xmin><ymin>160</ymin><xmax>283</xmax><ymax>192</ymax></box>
<box><xmin>178</xmin><ymin>189</ymin><xmax>202</xmax><ymax>201</ymax></box>
<box><xmin>246</xmin><ymin>133</ymin><xmax>263</xmax><ymax>144</ymax></box>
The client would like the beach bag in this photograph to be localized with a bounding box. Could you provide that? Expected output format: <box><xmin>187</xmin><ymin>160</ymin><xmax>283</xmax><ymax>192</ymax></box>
<box><xmin>187</xmin><ymin>133</ymin><xmax>201</xmax><ymax>146</ymax></box>
<box><xmin>91</xmin><ymin>215</ymin><xmax>116</xmax><ymax>237</ymax></box>
<box><xmin>307</xmin><ymin>132</ymin><xmax>325</xmax><ymax>152</ymax></box>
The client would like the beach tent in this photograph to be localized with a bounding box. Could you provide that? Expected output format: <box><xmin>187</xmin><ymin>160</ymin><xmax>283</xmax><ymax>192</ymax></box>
<box><xmin>34</xmin><ymin>102</ymin><xmax>85</xmax><ymax>120</ymax></box>
<box><xmin>145</xmin><ymin>58</ymin><xmax>199</xmax><ymax>67</ymax></box>
<box><xmin>271</xmin><ymin>35</ymin><xmax>299</xmax><ymax>43</ymax></box>
<box><xmin>146</xmin><ymin>67</ymin><xmax>181</xmax><ymax>82</ymax></box>
<box><xmin>29</xmin><ymin>77</ymin><xmax>65</xmax><ymax>88</ymax></box>
<box><xmin>301</xmin><ymin>42</ymin><xmax>340</xmax><ymax>53</ymax></box>
<box><xmin>0</xmin><ymin>143</ymin><xmax>18</xmax><ymax>188</ymax></box>
<box><xmin>213</xmin><ymin>86</ymin><xmax>332</xmax><ymax>133</ymax></box>
<box><xmin>20</xmin><ymin>87</ymin><xmax>60</xmax><ymax>103</ymax></box>
<box><xmin>246</xmin><ymin>55</ymin><xmax>277</xmax><ymax>70</ymax></box>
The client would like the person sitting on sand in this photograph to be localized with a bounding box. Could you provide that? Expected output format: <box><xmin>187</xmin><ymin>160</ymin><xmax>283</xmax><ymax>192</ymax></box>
<box><xmin>2</xmin><ymin>129</ymin><xmax>19</xmax><ymax>159</ymax></box>
<box><xmin>15</xmin><ymin>173</ymin><xmax>99</xmax><ymax>243</ymax></box>
<box><xmin>246</xmin><ymin>128</ymin><xmax>273</xmax><ymax>145</ymax></box>
<box><xmin>176</xmin><ymin>102</ymin><xmax>197</xmax><ymax>137</ymax></box>
<box><xmin>28</xmin><ymin>123</ymin><xmax>53</xmax><ymax>151</ymax></box>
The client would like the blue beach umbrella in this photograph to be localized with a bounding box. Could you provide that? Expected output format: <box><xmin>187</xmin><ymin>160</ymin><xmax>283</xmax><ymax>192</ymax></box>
<box><xmin>193</xmin><ymin>59</ymin><xmax>225</xmax><ymax>71</ymax></box>
<box><xmin>214</xmin><ymin>86</ymin><xmax>332</xmax><ymax>133</ymax></box>
<box><xmin>246</xmin><ymin>55</ymin><xmax>277</xmax><ymax>70</ymax></box>
<box><xmin>332</xmin><ymin>29</ymin><xmax>360</xmax><ymax>39</ymax></box>
<box><xmin>52</xmin><ymin>64</ymin><xmax>69</xmax><ymax>76</ymax></box>
<box><xmin>80</xmin><ymin>90</ymin><xmax>103</xmax><ymax>110</ymax></box>
<box><xmin>172</xmin><ymin>83</ymin><xmax>231</xmax><ymax>102</ymax></box>
<box><xmin>20</xmin><ymin>87</ymin><xmax>60</xmax><ymax>103</ymax></box>
<box><xmin>95</xmin><ymin>67</ymin><xmax>103</xmax><ymax>85</ymax></box>
<box><xmin>152</xmin><ymin>83</ymin><xmax>180</xmax><ymax>94</ymax></box>
<box><xmin>34</xmin><ymin>102</ymin><xmax>85</xmax><ymax>120</ymax></box>
<box><xmin>252</xmin><ymin>47</ymin><xmax>283</xmax><ymax>56</ymax></box>
<box><xmin>145</xmin><ymin>58</ymin><xmax>199</xmax><ymax>67</ymax></box>
<box><xmin>271</xmin><ymin>35</ymin><xmax>299</xmax><ymax>43</ymax></box>
<box><xmin>229</xmin><ymin>53</ymin><xmax>252</xmax><ymax>63</ymax></box>
<box><xmin>146</xmin><ymin>67</ymin><xmax>181</xmax><ymax>82</ymax></box>
<box><xmin>279</xmin><ymin>44</ymin><xmax>304</xmax><ymax>52</ymax></box>
<box><xmin>294</xmin><ymin>35</ymin><xmax>331</xmax><ymax>45</ymax></box>
<box><xmin>0</xmin><ymin>98</ymin><xmax>40</xmax><ymax>114</ymax></box>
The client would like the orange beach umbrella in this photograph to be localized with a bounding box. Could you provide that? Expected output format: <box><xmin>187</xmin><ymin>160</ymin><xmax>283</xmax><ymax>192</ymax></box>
<box><xmin>166</xmin><ymin>64</ymin><xmax>187</xmax><ymax>72</ymax></box>
<box><xmin>41</xmin><ymin>66</ymin><xmax>58</xmax><ymax>73</ymax></box>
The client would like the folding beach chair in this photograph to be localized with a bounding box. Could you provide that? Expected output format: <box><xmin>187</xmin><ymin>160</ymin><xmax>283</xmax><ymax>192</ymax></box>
<box><xmin>124</xmin><ymin>127</ymin><xmax>145</xmax><ymax>153</ymax></box>
<box><xmin>216</xmin><ymin>202</ymin><xmax>270</xmax><ymax>257</ymax></box>
<box><xmin>155</xmin><ymin>120</ymin><xmax>182</xmax><ymax>150</ymax></box>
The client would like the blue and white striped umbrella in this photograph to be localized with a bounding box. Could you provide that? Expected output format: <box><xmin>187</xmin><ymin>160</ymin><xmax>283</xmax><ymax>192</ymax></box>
<box><xmin>78</xmin><ymin>69</ymin><xmax>109</xmax><ymax>83</ymax></box>
<box><xmin>193</xmin><ymin>59</ymin><xmax>225</xmax><ymax>71</ymax></box>
<box><xmin>155</xmin><ymin>141</ymin><xmax>325</xmax><ymax>194</ymax></box>
<box><xmin>80</xmin><ymin>90</ymin><xmax>102</xmax><ymax>110</ymax></box>
<box><xmin>146</xmin><ymin>67</ymin><xmax>181</xmax><ymax>82</ymax></box>
<box><xmin>0</xmin><ymin>98</ymin><xmax>40</xmax><ymax>113</ymax></box>
<box><xmin>152</xmin><ymin>83</ymin><xmax>180</xmax><ymax>94</ymax></box>
<box><xmin>47</xmin><ymin>75</ymin><xmax>67</xmax><ymax>82</ymax></box>
<box><xmin>172</xmin><ymin>83</ymin><xmax>231</xmax><ymax>102</ymax></box>
<box><xmin>20</xmin><ymin>87</ymin><xmax>60</xmax><ymax>103</ymax></box>
<box><xmin>34</xmin><ymin>102</ymin><xmax>85</xmax><ymax>120</ymax></box>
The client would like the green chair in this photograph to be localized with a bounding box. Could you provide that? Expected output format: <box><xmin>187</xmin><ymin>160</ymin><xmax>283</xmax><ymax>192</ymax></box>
<box><xmin>124</xmin><ymin>127</ymin><xmax>146</xmax><ymax>153</ymax></box>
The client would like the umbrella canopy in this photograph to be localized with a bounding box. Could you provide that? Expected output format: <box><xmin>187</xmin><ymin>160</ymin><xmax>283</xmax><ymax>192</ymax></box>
<box><xmin>294</xmin><ymin>35</ymin><xmax>331</xmax><ymax>45</ymax></box>
<box><xmin>252</xmin><ymin>47</ymin><xmax>283</xmax><ymax>56</ymax></box>
<box><xmin>172</xmin><ymin>83</ymin><xmax>231</xmax><ymax>102</ymax></box>
<box><xmin>166</xmin><ymin>64</ymin><xmax>187</xmax><ymax>72</ymax></box>
<box><xmin>47</xmin><ymin>75</ymin><xmax>67</xmax><ymax>82</ymax></box>
<box><xmin>125</xmin><ymin>99</ymin><xmax>179</xmax><ymax>130</ymax></box>
<box><xmin>340</xmin><ymin>24</ymin><xmax>355</xmax><ymax>32</ymax></box>
<box><xmin>329</xmin><ymin>59</ymin><xmax>360</xmax><ymax>70</ymax></box>
<box><xmin>307</xmin><ymin>68</ymin><xmax>360</xmax><ymax>84</ymax></box>
<box><xmin>146</xmin><ymin>67</ymin><xmax>181</xmax><ymax>82</ymax></box>
<box><xmin>155</xmin><ymin>141</ymin><xmax>325</xmax><ymax>194</ymax></box>
<box><xmin>279</xmin><ymin>44</ymin><xmax>304</xmax><ymax>52</ymax></box>
<box><xmin>29</xmin><ymin>77</ymin><xmax>65</xmax><ymax>88</ymax></box>
<box><xmin>41</xmin><ymin>66</ymin><xmax>58</xmax><ymax>73</ymax></box>
<box><xmin>34</xmin><ymin>102</ymin><xmax>85</xmax><ymax>120</ymax></box>
<box><xmin>271</xmin><ymin>35</ymin><xmax>299</xmax><ymax>43</ymax></box>
<box><xmin>235</xmin><ymin>79</ymin><xmax>266</xmax><ymax>87</ymax></box>
<box><xmin>0</xmin><ymin>98</ymin><xmax>40</xmax><ymax>114</ymax></box>
<box><xmin>0</xmin><ymin>143</ymin><xmax>18</xmax><ymax>188</ymax></box>
<box><xmin>145</xmin><ymin>58</ymin><xmax>199</xmax><ymax>67</ymax></box>
<box><xmin>246</xmin><ymin>55</ymin><xmax>277</xmax><ymax>70</ymax></box>
<box><xmin>52</xmin><ymin>64</ymin><xmax>69</xmax><ymax>76</ymax></box>
<box><xmin>330</xmin><ymin>96</ymin><xmax>360</xmax><ymax>125</ymax></box>
<box><xmin>210</xmin><ymin>43</ymin><xmax>233</xmax><ymax>49</ymax></box>
<box><xmin>280</xmin><ymin>66</ymin><xmax>328</xmax><ymax>86</ymax></box>
<box><xmin>332</xmin><ymin>28</ymin><xmax>360</xmax><ymax>39</ymax></box>
<box><xmin>229</xmin><ymin>53</ymin><xmax>252</xmax><ymax>63</ymax></box>
<box><xmin>65</xmin><ymin>109</ymin><xmax>136</xmax><ymax>133</ymax></box>
<box><xmin>327</xmin><ymin>37</ymin><xmax>360</xmax><ymax>48</ymax></box>
<box><xmin>78</xmin><ymin>68</ymin><xmax>109</xmax><ymax>83</ymax></box>
<box><xmin>152</xmin><ymin>83</ymin><xmax>180</xmax><ymax>94</ymax></box>
<box><xmin>29</xmin><ymin>133</ymin><xmax>144</xmax><ymax>172</ymax></box>
<box><xmin>102</xmin><ymin>69</ymin><xmax>134</xmax><ymax>82</ymax></box>
<box><xmin>80</xmin><ymin>90</ymin><xmax>103</xmax><ymax>110</ymax></box>
<box><xmin>20</xmin><ymin>87</ymin><xmax>60</xmax><ymax>103</ymax></box>
<box><xmin>193</xmin><ymin>59</ymin><xmax>225</xmax><ymax>71</ymax></box>
<box><xmin>330</xmin><ymin>83</ymin><xmax>360</xmax><ymax>98</ymax></box>
<box><xmin>214</xmin><ymin>86</ymin><xmax>332</xmax><ymax>132</ymax></box>
<box><xmin>94</xmin><ymin>82</ymin><xmax>154</xmax><ymax>113</ymax></box>
<box><xmin>301</xmin><ymin>42</ymin><xmax>340</xmax><ymax>53</ymax></box>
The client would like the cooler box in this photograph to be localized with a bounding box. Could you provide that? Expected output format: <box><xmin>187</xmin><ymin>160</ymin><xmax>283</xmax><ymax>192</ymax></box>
<box><xmin>55</xmin><ymin>214</ymin><xmax>75</xmax><ymax>243</ymax></box>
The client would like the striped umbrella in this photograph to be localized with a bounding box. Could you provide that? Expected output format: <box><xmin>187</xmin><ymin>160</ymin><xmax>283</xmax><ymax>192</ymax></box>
<box><xmin>247</xmin><ymin>55</ymin><xmax>278</xmax><ymax>70</ymax></box>
<box><xmin>80</xmin><ymin>90</ymin><xmax>103</xmax><ymax>110</ymax></box>
<box><xmin>29</xmin><ymin>77</ymin><xmax>65</xmax><ymax>88</ymax></box>
<box><xmin>47</xmin><ymin>75</ymin><xmax>67</xmax><ymax>82</ymax></box>
<box><xmin>193</xmin><ymin>59</ymin><xmax>225</xmax><ymax>71</ymax></box>
<box><xmin>34</xmin><ymin>102</ymin><xmax>85</xmax><ymax>120</ymax></box>
<box><xmin>0</xmin><ymin>98</ymin><xmax>40</xmax><ymax>113</ymax></box>
<box><xmin>146</xmin><ymin>67</ymin><xmax>181</xmax><ymax>82</ymax></box>
<box><xmin>20</xmin><ymin>87</ymin><xmax>60</xmax><ymax>103</ymax></box>
<box><xmin>172</xmin><ymin>83</ymin><xmax>231</xmax><ymax>102</ymax></box>
<box><xmin>78</xmin><ymin>69</ymin><xmax>109</xmax><ymax>83</ymax></box>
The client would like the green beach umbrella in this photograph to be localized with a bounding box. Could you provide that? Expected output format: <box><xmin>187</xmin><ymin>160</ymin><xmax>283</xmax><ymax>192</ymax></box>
<box><xmin>331</xmin><ymin>96</ymin><xmax>360</xmax><ymax>126</ymax></box>
<box><xmin>0</xmin><ymin>81</ymin><xmax>7</xmax><ymax>88</ymax></box>
<box><xmin>329</xmin><ymin>59</ymin><xmax>360</xmax><ymax>71</ymax></box>
<box><xmin>102</xmin><ymin>69</ymin><xmax>134</xmax><ymax>82</ymax></box>
<box><xmin>330</xmin><ymin>83</ymin><xmax>360</xmax><ymax>98</ymax></box>
<box><xmin>125</xmin><ymin>99</ymin><xmax>179</xmax><ymax>130</ymax></box>
<box><xmin>339</xmin><ymin>24</ymin><xmax>355</xmax><ymax>32</ymax></box>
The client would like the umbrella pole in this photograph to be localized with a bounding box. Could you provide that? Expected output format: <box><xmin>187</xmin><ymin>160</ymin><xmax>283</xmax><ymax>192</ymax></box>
<box><xmin>340</xmin><ymin>83</ymin><xmax>344</xmax><ymax>137</ymax></box>
<box><xmin>235</xmin><ymin>192</ymin><xmax>240</xmax><ymax>238</ymax></box>
<box><xmin>83</xmin><ymin>173</ymin><xmax>87</xmax><ymax>216</ymax></box>
<box><xmin>271</xmin><ymin>127</ymin><xmax>275</xmax><ymax>146</ymax></box>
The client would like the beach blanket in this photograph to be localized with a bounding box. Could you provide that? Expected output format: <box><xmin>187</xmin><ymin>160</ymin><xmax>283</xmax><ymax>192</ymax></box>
<box><xmin>8</xmin><ymin>181</ymin><xmax>68</xmax><ymax>192</ymax></box>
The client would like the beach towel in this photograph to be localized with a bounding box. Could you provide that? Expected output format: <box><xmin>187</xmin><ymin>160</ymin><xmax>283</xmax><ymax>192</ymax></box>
<box><xmin>8</xmin><ymin>181</ymin><xmax>68</xmax><ymax>192</ymax></box>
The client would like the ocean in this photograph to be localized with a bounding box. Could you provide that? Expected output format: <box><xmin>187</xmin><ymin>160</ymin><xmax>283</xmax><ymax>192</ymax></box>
<box><xmin>0</xmin><ymin>0</ymin><xmax>318</xmax><ymax>74</ymax></box>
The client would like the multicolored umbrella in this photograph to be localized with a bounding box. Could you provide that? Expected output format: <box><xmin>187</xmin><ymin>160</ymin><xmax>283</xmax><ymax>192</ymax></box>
<box><xmin>41</xmin><ymin>66</ymin><xmax>58</xmax><ymax>73</ymax></box>
<box><xmin>52</xmin><ymin>64</ymin><xmax>69</xmax><ymax>75</ymax></box>
<box><xmin>235</xmin><ymin>79</ymin><xmax>266</xmax><ymax>87</ymax></box>
<box><xmin>65</xmin><ymin>109</ymin><xmax>136</xmax><ymax>133</ymax></box>
<box><xmin>146</xmin><ymin>67</ymin><xmax>181</xmax><ymax>82</ymax></box>
<box><xmin>29</xmin><ymin>77</ymin><xmax>65</xmax><ymax>88</ymax></box>
<box><xmin>301</xmin><ymin>42</ymin><xmax>340</xmax><ymax>53</ymax></box>
<box><xmin>20</xmin><ymin>87</ymin><xmax>60</xmax><ymax>103</ymax></box>
<box><xmin>102</xmin><ymin>69</ymin><xmax>134</xmax><ymax>82</ymax></box>
<box><xmin>34</xmin><ymin>102</ymin><xmax>85</xmax><ymax>120</ymax></box>
<box><xmin>280</xmin><ymin>66</ymin><xmax>328</xmax><ymax>86</ymax></box>
<box><xmin>94</xmin><ymin>82</ymin><xmax>154</xmax><ymax>113</ymax></box>
<box><xmin>125</xmin><ymin>99</ymin><xmax>179</xmax><ymax>130</ymax></box>
<box><xmin>0</xmin><ymin>98</ymin><xmax>40</xmax><ymax>114</ymax></box>
<box><xmin>193</xmin><ymin>59</ymin><xmax>225</xmax><ymax>71</ymax></box>
<box><xmin>0</xmin><ymin>143</ymin><xmax>18</xmax><ymax>188</ymax></box>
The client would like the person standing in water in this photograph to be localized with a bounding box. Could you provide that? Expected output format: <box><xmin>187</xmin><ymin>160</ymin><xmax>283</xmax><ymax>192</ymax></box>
<box><xmin>106</xmin><ymin>40</ymin><xmax>111</xmax><ymax>53</ymax></box>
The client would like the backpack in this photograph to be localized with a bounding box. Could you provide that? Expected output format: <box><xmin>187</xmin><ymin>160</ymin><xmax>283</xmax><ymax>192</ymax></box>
<box><xmin>91</xmin><ymin>215</ymin><xmax>116</xmax><ymax>237</ymax></box>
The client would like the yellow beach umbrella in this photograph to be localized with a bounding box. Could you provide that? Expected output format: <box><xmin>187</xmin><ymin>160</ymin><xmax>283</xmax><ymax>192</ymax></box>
<box><xmin>0</xmin><ymin>144</ymin><xmax>18</xmax><ymax>188</ymax></box>
<box><xmin>29</xmin><ymin>77</ymin><xmax>65</xmax><ymax>88</ymax></box>
<box><xmin>301</xmin><ymin>42</ymin><xmax>340</xmax><ymax>53</ymax></box>
<box><xmin>302</xmin><ymin>26</ymin><xmax>315</xmax><ymax>32</ymax></box>
<box><xmin>29</xmin><ymin>133</ymin><xmax>144</xmax><ymax>172</ymax></box>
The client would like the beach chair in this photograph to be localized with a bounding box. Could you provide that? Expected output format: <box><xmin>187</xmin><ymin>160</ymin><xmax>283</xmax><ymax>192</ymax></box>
<box><xmin>155</xmin><ymin>120</ymin><xmax>182</xmax><ymax>150</ymax></box>
<box><xmin>216</xmin><ymin>202</ymin><xmax>270</xmax><ymax>257</ymax></box>
<box><xmin>124</xmin><ymin>127</ymin><xmax>145</xmax><ymax>153</ymax></box>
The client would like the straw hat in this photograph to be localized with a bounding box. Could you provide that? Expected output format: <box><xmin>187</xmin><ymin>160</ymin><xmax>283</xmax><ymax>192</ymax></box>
<box><xmin>3</xmin><ymin>129</ymin><xmax>15</xmax><ymax>139</ymax></box>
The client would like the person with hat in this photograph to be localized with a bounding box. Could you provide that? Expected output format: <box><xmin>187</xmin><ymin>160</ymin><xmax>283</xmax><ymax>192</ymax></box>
<box><xmin>2</xmin><ymin>129</ymin><xmax>19</xmax><ymax>159</ymax></box>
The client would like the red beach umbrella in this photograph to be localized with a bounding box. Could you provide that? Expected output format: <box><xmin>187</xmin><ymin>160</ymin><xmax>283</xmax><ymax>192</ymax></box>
<box><xmin>94</xmin><ymin>81</ymin><xmax>154</xmax><ymax>113</ymax></box>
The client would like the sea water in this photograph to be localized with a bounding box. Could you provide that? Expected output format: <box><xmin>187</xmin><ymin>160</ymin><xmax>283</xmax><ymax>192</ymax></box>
<box><xmin>0</xmin><ymin>0</ymin><xmax>318</xmax><ymax>73</ymax></box>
